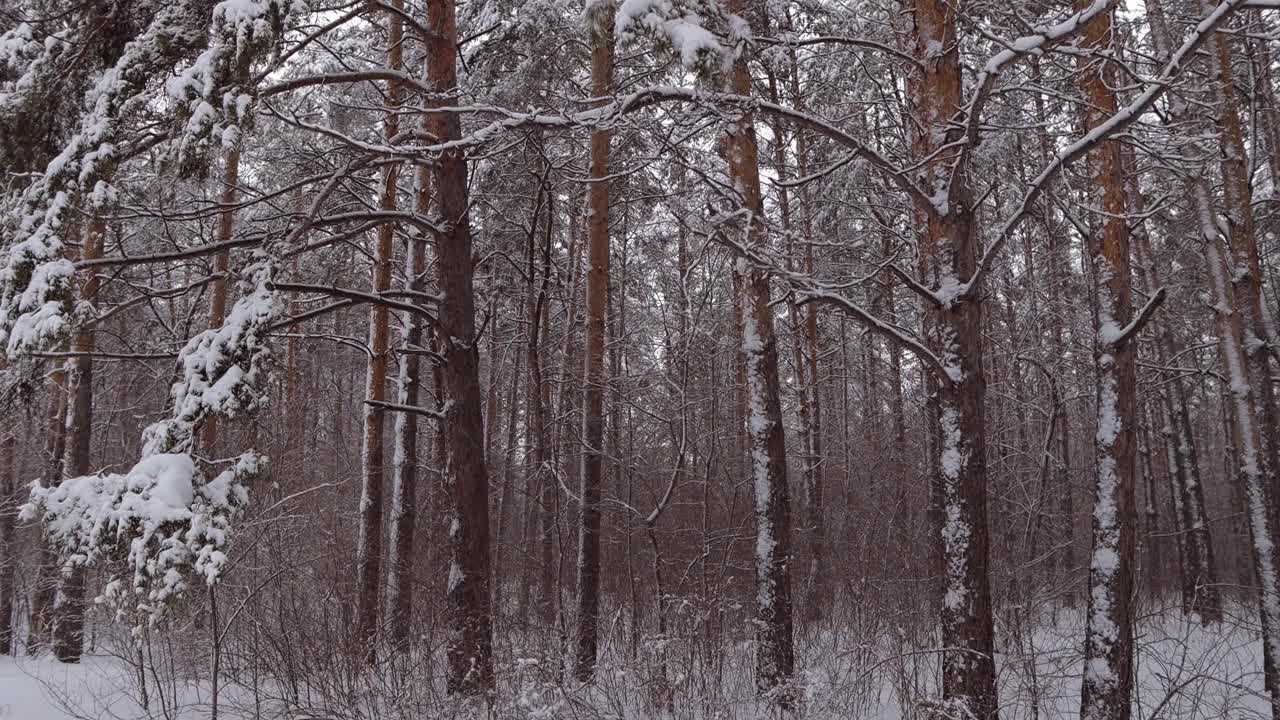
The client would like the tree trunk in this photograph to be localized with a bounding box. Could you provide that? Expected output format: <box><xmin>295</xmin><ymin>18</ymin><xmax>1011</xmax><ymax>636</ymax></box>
<box><xmin>29</xmin><ymin>360</ymin><xmax>69</xmax><ymax>654</ymax></box>
<box><xmin>1031</xmin><ymin>57</ymin><xmax>1078</xmax><ymax>598</ymax></box>
<box><xmin>200</xmin><ymin>146</ymin><xmax>240</xmax><ymax>453</ymax></box>
<box><xmin>527</xmin><ymin>170</ymin><xmax>556</xmax><ymax>626</ymax></box>
<box><xmin>427</xmin><ymin>0</ymin><xmax>494</xmax><ymax>696</ymax></box>
<box><xmin>793</xmin><ymin>71</ymin><xmax>827</xmax><ymax>629</ymax></box>
<box><xmin>573</xmin><ymin>0</ymin><xmax>614</xmax><ymax>683</ymax></box>
<box><xmin>765</xmin><ymin>58</ymin><xmax>820</xmax><ymax>625</ymax></box>
<box><xmin>1140</xmin><ymin>0</ymin><xmax>1280</xmax><ymax>705</ymax></box>
<box><xmin>724</xmin><ymin>0</ymin><xmax>795</xmax><ymax>704</ymax></box>
<box><xmin>354</xmin><ymin>5</ymin><xmax>403</xmax><ymax>665</ymax></box>
<box><xmin>908</xmin><ymin>1</ymin><xmax>998</xmax><ymax>715</ymax></box>
<box><xmin>53</xmin><ymin>211</ymin><xmax>106</xmax><ymax>664</ymax></box>
<box><xmin>0</xmin><ymin>405</ymin><xmax>15</xmax><ymax>655</ymax></box>
<box><xmin>1076</xmin><ymin>6</ymin><xmax>1142</xmax><ymax>718</ymax></box>
<box><xmin>386</xmin><ymin>84</ymin><xmax>429</xmax><ymax>653</ymax></box>
<box><xmin>1201</xmin><ymin>0</ymin><xmax>1280</xmax><ymax>545</ymax></box>
<box><xmin>1198</xmin><ymin>2</ymin><xmax>1280</xmax><ymax>713</ymax></box>
<box><xmin>1126</xmin><ymin>159</ymin><xmax>1220</xmax><ymax>621</ymax></box>
<box><xmin>1202</xmin><ymin>213</ymin><xmax>1280</xmax><ymax>720</ymax></box>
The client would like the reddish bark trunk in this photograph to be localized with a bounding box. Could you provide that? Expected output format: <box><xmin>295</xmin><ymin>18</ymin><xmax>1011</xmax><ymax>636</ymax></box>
<box><xmin>53</xmin><ymin>211</ymin><xmax>106</xmax><ymax>664</ymax></box>
<box><xmin>1075</xmin><ymin>6</ymin><xmax>1140</xmax><ymax>717</ymax></box>
<box><xmin>427</xmin><ymin>0</ymin><xmax>494</xmax><ymax>695</ymax></box>
<box><xmin>573</xmin><ymin>0</ymin><xmax>614</xmax><ymax>683</ymax></box>
<box><xmin>724</xmin><ymin>0</ymin><xmax>795</xmax><ymax>703</ymax></box>
<box><xmin>908</xmin><ymin>1</ymin><xmax>998</xmax><ymax>715</ymax></box>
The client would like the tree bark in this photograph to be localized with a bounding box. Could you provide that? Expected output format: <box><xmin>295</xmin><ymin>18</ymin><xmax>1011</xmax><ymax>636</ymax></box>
<box><xmin>53</xmin><ymin>211</ymin><xmax>106</xmax><ymax>664</ymax></box>
<box><xmin>1200</xmin><ymin>0</ymin><xmax>1280</xmax><ymax>545</ymax></box>
<box><xmin>907</xmin><ymin>1</ymin><xmax>998</xmax><ymax>715</ymax></box>
<box><xmin>427</xmin><ymin>0</ymin><xmax>494</xmax><ymax>695</ymax></box>
<box><xmin>386</xmin><ymin>72</ymin><xmax>429</xmax><ymax>653</ymax></box>
<box><xmin>526</xmin><ymin>168</ymin><xmax>556</xmax><ymax>626</ymax></box>
<box><xmin>765</xmin><ymin>56</ymin><xmax>821</xmax><ymax>625</ymax></box>
<box><xmin>1144</xmin><ymin>0</ymin><xmax>1280</xmax><ymax>708</ymax></box>
<box><xmin>1075</xmin><ymin>6</ymin><xmax>1142</xmax><ymax>718</ymax></box>
<box><xmin>1198</xmin><ymin>2</ymin><xmax>1280</xmax><ymax>713</ymax></box>
<box><xmin>0</xmin><ymin>403</ymin><xmax>15</xmax><ymax>655</ymax></box>
<box><xmin>573</xmin><ymin>0</ymin><xmax>614</xmax><ymax>683</ymax></box>
<box><xmin>29</xmin><ymin>360</ymin><xmax>69</xmax><ymax>654</ymax></box>
<box><xmin>354</xmin><ymin>4</ymin><xmax>403</xmax><ymax>665</ymax></box>
<box><xmin>1126</xmin><ymin>160</ymin><xmax>1219</xmax><ymax>621</ymax></box>
<box><xmin>723</xmin><ymin>0</ymin><xmax>795</xmax><ymax>704</ymax></box>
<box><xmin>200</xmin><ymin>146</ymin><xmax>240</xmax><ymax>453</ymax></box>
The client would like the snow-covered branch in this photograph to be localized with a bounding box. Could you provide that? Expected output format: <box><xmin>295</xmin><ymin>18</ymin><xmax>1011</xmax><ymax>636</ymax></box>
<box><xmin>1101</xmin><ymin>288</ymin><xmax>1168</xmax><ymax>348</ymax></box>
<box><xmin>793</xmin><ymin>287</ymin><xmax>951</xmax><ymax>382</ymax></box>
<box><xmin>958</xmin><ymin>0</ymin><xmax>1247</xmax><ymax>302</ymax></box>
<box><xmin>22</xmin><ymin>452</ymin><xmax>258</xmax><ymax>627</ymax></box>
<box><xmin>961</xmin><ymin>0</ymin><xmax>1119</xmax><ymax>154</ymax></box>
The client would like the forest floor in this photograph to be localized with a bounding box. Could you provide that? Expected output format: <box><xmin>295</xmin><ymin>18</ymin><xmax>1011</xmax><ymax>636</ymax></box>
<box><xmin>0</xmin><ymin>606</ymin><xmax>1271</xmax><ymax>719</ymax></box>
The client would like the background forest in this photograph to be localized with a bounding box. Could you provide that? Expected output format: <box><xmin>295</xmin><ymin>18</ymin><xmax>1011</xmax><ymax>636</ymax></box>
<box><xmin>2</xmin><ymin>0</ymin><xmax>1280</xmax><ymax>718</ymax></box>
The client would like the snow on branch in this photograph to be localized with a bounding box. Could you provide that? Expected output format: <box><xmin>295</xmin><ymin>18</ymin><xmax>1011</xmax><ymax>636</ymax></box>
<box><xmin>142</xmin><ymin>265</ymin><xmax>282</xmax><ymax>456</ymax></box>
<box><xmin>956</xmin><ymin>0</ymin><xmax>1247</xmax><ymax>303</ymax></box>
<box><xmin>962</xmin><ymin>0</ymin><xmax>1119</xmax><ymax>153</ymax></box>
<box><xmin>1099</xmin><ymin>288</ymin><xmax>1167</xmax><ymax>348</ymax></box>
<box><xmin>0</xmin><ymin>0</ymin><xmax>301</xmax><ymax>359</ymax></box>
<box><xmin>168</xmin><ymin>0</ymin><xmax>306</xmax><ymax>170</ymax></box>
<box><xmin>617</xmin><ymin>0</ymin><xmax>743</xmax><ymax>72</ymax></box>
<box><xmin>793</xmin><ymin>286</ymin><xmax>952</xmax><ymax>383</ymax></box>
<box><xmin>22</xmin><ymin>265</ymin><xmax>280</xmax><ymax>627</ymax></box>
<box><xmin>22</xmin><ymin>452</ymin><xmax>258</xmax><ymax>627</ymax></box>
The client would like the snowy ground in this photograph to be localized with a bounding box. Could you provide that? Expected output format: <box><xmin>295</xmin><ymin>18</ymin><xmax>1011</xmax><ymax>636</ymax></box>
<box><xmin>0</xmin><ymin>608</ymin><xmax>1272</xmax><ymax>719</ymax></box>
<box><xmin>0</xmin><ymin>654</ymin><xmax>149</xmax><ymax>720</ymax></box>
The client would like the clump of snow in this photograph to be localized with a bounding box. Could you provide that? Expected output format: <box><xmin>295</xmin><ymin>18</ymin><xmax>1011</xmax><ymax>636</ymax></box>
<box><xmin>18</xmin><ymin>253</ymin><xmax>278</xmax><ymax>630</ymax></box>
<box><xmin>617</xmin><ymin>0</ymin><xmax>732</xmax><ymax>71</ymax></box>
<box><xmin>142</xmin><ymin>265</ymin><xmax>280</xmax><ymax>455</ymax></box>
<box><xmin>21</xmin><ymin>451</ymin><xmax>257</xmax><ymax>627</ymax></box>
<box><xmin>169</xmin><ymin>0</ymin><xmax>305</xmax><ymax>168</ymax></box>
<box><xmin>938</xmin><ymin>404</ymin><xmax>971</xmax><ymax>615</ymax></box>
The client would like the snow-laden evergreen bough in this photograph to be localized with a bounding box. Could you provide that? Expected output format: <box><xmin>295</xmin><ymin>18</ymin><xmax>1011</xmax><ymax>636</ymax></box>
<box><xmin>3</xmin><ymin>0</ymin><xmax>304</xmax><ymax>628</ymax></box>
<box><xmin>21</xmin><ymin>265</ymin><xmax>282</xmax><ymax>627</ymax></box>
<box><xmin>0</xmin><ymin>0</ymin><xmax>302</xmax><ymax>358</ymax></box>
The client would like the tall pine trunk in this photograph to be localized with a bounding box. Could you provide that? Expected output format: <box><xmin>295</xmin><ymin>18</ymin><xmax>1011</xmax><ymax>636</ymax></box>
<box><xmin>354</xmin><ymin>5</ymin><xmax>403</xmax><ymax>665</ymax></box>
<box><xmin>1200</xmin><ymin>2</ymin><xmax>1280</xmax><ymax>713</ymax></box>
<box><xmin>428</xmin><ymin>0</ymin><xmax>494</xmax><ymax>695</ymax></box>
<box><xmin>724</xmin><ymin>0</ymin><xmax>795</xmax><ymax>704</ymax></box>
<box><xmin>1201</xmin><ymin>0</ymin><xmax>1280</xmax><ymax>544</ymax></box>
<box><xmin>386</xmin><ymin>86</ymin><xmax>429</xmax><ymax>652</ymax></box>
<box><xmin>53</xmin><ymin>210</ymin><xmax>106</xmax><ymax>663</ymax></box>
<box><xmin>200</xmin><ymin>146</ymin><xmax>240</xmax><ymax>453</ymax></box>
<box><xmin>1126</xmin><ymin>160</ymin><xmax>1219</xmax><ymax>621</ymax></box>
<box><xmin>573</xmin><ymin>0</ymin><xmax>614</xmax><ymax>683</ymax></box>
<box><xmin>1141</xmin><ymin>0</ymin><xmax>1280</xmax><ymax>708</ymax></box>
<box><xmin>29</xmin><ymin>360</ymin><xmax>69</xmax><ymax>653</ymax></box>
<box><xmin>525</xmin><ymin>167</ymin><xmax>556</xmax><ymax>626</ymax></box>
<box><xmin>0</xmin><ymin>403</ymin><xmax>15</xmax><ymax>655</ymax></box>
<box><xmin>908</xmin><ymin>1</ymin><xmax>998</xmax><ymax>715</ymax></box>
<box><xmin>1076</xmin><ymin>4</ymin><xmax>1143</xmax><ymax>718</ymax></box>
